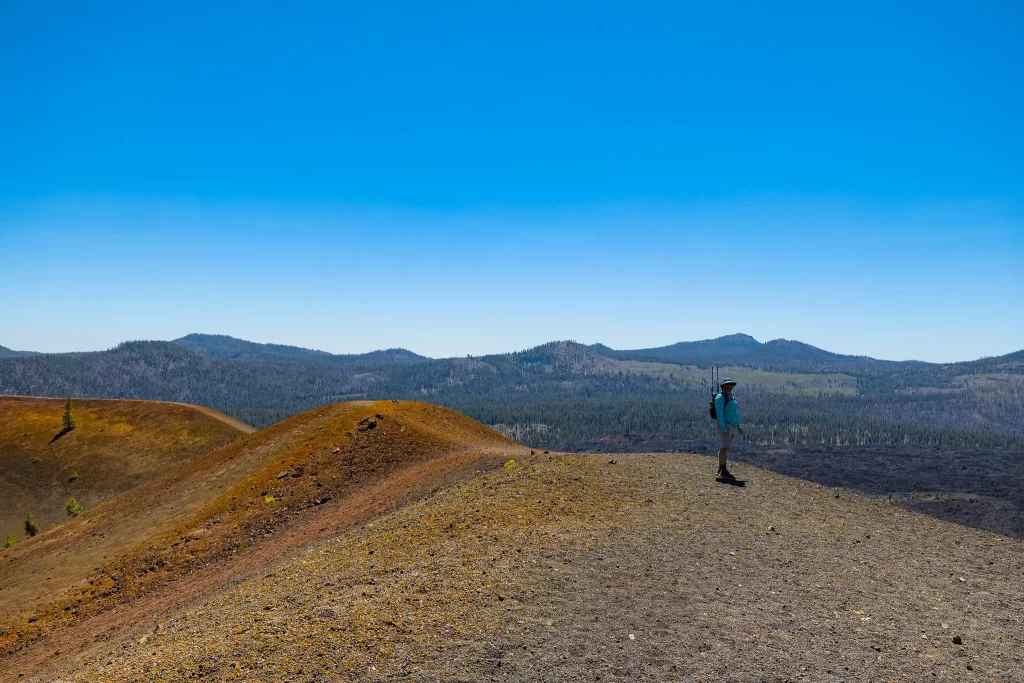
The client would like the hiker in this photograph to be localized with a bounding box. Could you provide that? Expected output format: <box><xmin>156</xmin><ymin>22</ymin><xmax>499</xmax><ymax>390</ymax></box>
<box><xmin>715</xmin><ymin>378</ymin><xmax>743</xmax><ymax>480</ymax></box>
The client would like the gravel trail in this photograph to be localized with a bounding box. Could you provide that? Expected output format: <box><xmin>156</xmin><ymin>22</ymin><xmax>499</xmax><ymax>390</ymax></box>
<box><xmin>48</xmin><ymin>453</ymin><xmax>1024</xmax><ymax>682</ymax></box>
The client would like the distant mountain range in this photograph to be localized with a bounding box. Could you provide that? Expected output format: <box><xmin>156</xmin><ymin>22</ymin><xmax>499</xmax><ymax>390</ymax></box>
<box><xmin>8</xmin><ymin>333</ymin><xmax>1019</xmax><ymax>370</ymax></box>
<box><xmin>1</xmin><ymin>334</ymin><xmax>1021</xmax><ymax>450</ymax></box>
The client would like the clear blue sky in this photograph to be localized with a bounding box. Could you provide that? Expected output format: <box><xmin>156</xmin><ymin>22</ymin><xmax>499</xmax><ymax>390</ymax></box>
<box><xmin>1</xmin><ymin>1</ymin><xmax>1021</xmax><ymax>361</ymax></box>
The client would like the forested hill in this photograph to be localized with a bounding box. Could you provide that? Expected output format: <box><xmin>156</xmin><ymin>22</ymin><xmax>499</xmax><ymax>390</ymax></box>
<box><xmin>591</xmin><ymin>334</ymin><xmax>868</xmax><ymax>371</ymax></box>
<box><xmin>1</xmin><ymin>336</ymin><xmax>1021</xmax><ymax>451</ymax></box>
<box><xmin>592</xmin><ymin>335</ymin><xmax>1024</xmax><ymax>388</ymax></box>
<box><xmin>0</xmin><ymin>345</ymin><xmax>39</xmax><ymax>358</ymax></box>
<box><xmin>597</xmin><ymin>334</ymin><xmax>945</xmax><ymax>374</ymax></box>
<box><xmin>173</xmin><ymin>333</ymin><xmax>428</xmax><ymax>364</ymax></box>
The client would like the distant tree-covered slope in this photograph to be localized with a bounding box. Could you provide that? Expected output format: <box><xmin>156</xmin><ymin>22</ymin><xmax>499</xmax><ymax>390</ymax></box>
<box><xmin>592</xmin><ymin>333</ymin><xmax>886</xmax><ymax>372</ymax></box>
<box><xmin>1</xmin><ymin>336</ymin><xmax>1021</xmax><ymax>451</ymax></box>
<box><xmin>172</xmin><ymin>333</ymin><xmax>428</xmax><ymax>364</ymax></box>
<box><xmin>593</xmin><ymin>335</ymin><xmax>1024</xmax><ymax>389</ymax></box>
<box><xmin>0</xmin><ymin>345</ymin><xmax>39</xmax><ymax>358</ymax></box>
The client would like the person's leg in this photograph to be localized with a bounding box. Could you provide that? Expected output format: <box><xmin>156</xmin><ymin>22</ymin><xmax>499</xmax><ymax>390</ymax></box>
<box><xmin>717</xmin><ymin>426</ymin><xmax>735</xmax><ymax>477</ymax></box>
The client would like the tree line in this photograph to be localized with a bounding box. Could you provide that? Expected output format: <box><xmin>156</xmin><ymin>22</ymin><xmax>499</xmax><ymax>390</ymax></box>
<box><xmin>1</xmin><ymin>340</ymin><xmax>1021</xmax><ymax>452</ymax></box>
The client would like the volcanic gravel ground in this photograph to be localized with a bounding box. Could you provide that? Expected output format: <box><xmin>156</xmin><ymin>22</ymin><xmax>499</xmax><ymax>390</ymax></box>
<box><xmin>57</xmin><ymin>453</ymin><xmax>1023</xmax><ymax>682</ymax></box>
<box><xmin>567</xmin><ymin>437</ymin><xmax>1024</xmax><ymax>539</ymax></box>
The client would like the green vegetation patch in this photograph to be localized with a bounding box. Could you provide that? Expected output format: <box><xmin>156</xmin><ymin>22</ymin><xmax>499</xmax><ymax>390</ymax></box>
<box><xmin>65</xmin><ymin>497</ymin><xmax>84</xmax><ymax>517</ymax></box>
<box><xmin>25</xmin><ymin>513</ymin><xmax>39</xmax><ymax>537</ymax></box>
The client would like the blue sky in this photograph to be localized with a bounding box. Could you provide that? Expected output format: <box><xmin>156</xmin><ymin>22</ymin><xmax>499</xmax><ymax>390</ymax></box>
<box><xmin>1</xmin><ymin>1</ymin><xmax>1021</xmax><ymax>361</ymax></box>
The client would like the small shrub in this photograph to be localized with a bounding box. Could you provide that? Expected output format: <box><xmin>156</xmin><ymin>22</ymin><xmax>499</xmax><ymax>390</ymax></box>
<box><xmin>66</xmin><ymin>497</ymin><xmax>84</xmax><ymax>517</ymax></box>
<box><xmin>32</xmin><ymin>455</ymin><xmax>41</xmax><ymax>463</ymax></box>
<box><xmin>263</xmin><ymin>495</ymin><xmax>276</xmax><ymax>504</ymax></box>
<box><xmin>68</xmin><ymin>470</ymin><xmax>78</xmax><ymax>482</ymax></box>
<box><xmin>2</xmin><ymin>535</ymin><xmax>15</xmax><ymax>549</ymax></box>
<box><xmin>25</xmin><ymin>513</ymin><xmax>39</xmax><ymax>537</ymax></box>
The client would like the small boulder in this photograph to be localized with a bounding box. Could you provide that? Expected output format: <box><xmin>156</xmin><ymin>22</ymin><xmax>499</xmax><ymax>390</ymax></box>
<box><xmin>952</xmin><ymin>635</ymin><xmax>963</xmax><ymax>645</ymax></box>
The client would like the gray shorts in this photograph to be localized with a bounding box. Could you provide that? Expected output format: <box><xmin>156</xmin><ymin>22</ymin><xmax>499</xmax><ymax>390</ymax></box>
<box><xmin>718</xmin><ymin>424</ymin><xmax>738</xmax><ymax>448</ymax></box>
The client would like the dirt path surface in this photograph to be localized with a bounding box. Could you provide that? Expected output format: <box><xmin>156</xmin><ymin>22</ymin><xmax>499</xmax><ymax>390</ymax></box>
<box><xmin>176</xmin><ymin>403</ymin><xmax>255</xmax><ymax>434</ymax></box>
<box><xmin>39</xmin><ymin>453</ymin><xmax>1022</xmax><ymax>683</ymax></box>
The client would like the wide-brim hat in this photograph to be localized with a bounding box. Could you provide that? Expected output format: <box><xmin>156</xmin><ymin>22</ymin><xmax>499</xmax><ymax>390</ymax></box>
<box><xmin>720</xmin><ymin>378</ymin><xmax>737</xmax><ymax>387</ymax></box>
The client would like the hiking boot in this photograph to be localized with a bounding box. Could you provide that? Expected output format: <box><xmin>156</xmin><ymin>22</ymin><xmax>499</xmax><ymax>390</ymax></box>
<box><xmin>717</xmin><ymin>467</ymin><xmax>736</xmax><ymax>480</ymax></box>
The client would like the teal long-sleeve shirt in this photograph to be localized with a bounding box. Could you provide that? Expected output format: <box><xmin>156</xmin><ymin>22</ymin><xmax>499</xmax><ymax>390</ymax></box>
<box><xmin>715</xmin><ymin>393</ymin><xmax>741</xmax><ymax>433</ymax></box>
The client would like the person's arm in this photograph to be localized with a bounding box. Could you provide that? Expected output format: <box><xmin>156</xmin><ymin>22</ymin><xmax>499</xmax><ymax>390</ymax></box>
<box><xmin>715</xmin><ymin>394</ymin><xmax>727</xmax><ymax>432</ymax></box>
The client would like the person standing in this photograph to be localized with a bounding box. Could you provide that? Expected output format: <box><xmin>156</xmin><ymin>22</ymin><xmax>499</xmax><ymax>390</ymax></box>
<box><xmin>715</xmin><ymin>378</ymin><xmax>743</xmax><ymax>479</ymax></box>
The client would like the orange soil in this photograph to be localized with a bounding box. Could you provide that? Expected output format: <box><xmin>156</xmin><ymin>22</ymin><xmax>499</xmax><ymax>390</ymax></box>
<box><xmin>0</xmin><ymin>400</ymin><xmax>527</xmax><ymax>679</ymax></box>
<box><xmin>0</xmin><ymin>396</ymin><xmax>250</xmax><ymax>538</ymax></box>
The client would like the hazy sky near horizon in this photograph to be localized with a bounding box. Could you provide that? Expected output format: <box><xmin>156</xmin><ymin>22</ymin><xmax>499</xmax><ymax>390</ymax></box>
<box><xmin>2</xmin><ymin>2</ymin><xmax>1022</xmax><ymax>362</ymax></box>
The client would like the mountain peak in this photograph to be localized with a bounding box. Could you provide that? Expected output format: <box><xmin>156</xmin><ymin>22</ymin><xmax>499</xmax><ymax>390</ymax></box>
<box><xmin>514</xmin><ymin>340</ymin><xmax>616</xmax><ymax>374</ymax></box>
<box><xmin>713</xmin><ymin>333</ymin><xmax>761</xmax><ymax>347</ymax></box>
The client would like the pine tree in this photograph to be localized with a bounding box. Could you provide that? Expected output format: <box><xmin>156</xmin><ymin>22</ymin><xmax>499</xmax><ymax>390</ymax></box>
<box><xmin>62</xmin><ymin>395</ymin><xmax>76</xmax><ymax>430</ymax></box>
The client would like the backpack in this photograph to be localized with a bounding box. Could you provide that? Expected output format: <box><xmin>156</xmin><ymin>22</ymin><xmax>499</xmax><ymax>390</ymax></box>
<box><xmin>709</xmin><ymin>392</ymin><xmax>732</xmax><ymax>420</ymax></box>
